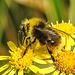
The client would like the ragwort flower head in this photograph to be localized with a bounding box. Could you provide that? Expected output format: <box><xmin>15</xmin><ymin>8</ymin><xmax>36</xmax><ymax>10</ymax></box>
<box><xmin>8</xmin><ymin>42</ymin><xmax>34</xmax><ymax>71</ymax></box>
<box><xmin>38</xmin><ymin>49</ymin><xmax>75</xmax><ymax>75</ymax></box>
<box><xmin>0</xmin><ymin>41</ymin><xmax>42</xmax><ymax>75</ymax></box>
<box><xmin>55</xmin><ymin>50</ymin><xmax>75</xmax><ymax>74</ymax></box>
<box><xmin>52</xmin><ymin>20</ymin><xmax>75</xmax><ymax>54</ymax></box>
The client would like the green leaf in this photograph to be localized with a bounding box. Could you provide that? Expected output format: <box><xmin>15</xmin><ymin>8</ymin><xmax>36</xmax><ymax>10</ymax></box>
<box><xmin>69</xmin><ymin>0</ymin><xmax>75</xmax><ymax>26</ymax></box>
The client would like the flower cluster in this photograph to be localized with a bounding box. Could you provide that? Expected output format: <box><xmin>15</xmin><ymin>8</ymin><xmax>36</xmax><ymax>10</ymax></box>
<box><xmin>0</xmin><ymin>20</ymin><xmax>75</xmax><ymax>75</ymax></box>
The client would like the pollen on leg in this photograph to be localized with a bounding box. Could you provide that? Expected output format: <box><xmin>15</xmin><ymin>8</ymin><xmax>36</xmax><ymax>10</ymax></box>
<box><xmin>55</xmin><ymin>50</ymin><xmax>75</xmax><ymax>74</ymax></box>
<box><xmin>9</xmin><ymin>45</ymin><xmax>34</xmax><ymax>71</ymax></box>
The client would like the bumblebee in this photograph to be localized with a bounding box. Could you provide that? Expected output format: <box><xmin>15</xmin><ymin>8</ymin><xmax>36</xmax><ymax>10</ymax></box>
<box><xmin>18</xmin><ymin>18</ymin><xmax>74</xmax><ymax>61</ymax></box>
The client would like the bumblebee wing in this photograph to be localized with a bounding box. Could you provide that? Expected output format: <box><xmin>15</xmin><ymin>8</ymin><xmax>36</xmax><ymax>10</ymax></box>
<box><xmin>51</xmin><ymin>27</ymin><xmax>75</xmax><ymax>51</ymax></box>
<box><xmin>50</xmin><ymin>27</ymin><xmax>75</xmax><ymax>41</ymax></box>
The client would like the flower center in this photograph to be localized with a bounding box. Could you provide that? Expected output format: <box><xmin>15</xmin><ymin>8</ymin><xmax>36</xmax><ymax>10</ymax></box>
<box><xmin>9</xmin><ymin>45</ymin><xmax>34</xmax><ymax>71</ymax></box>
<box><xmin>55</xmin><ymin>50</ymin><xmax>75</xmax><ymax>74</ymax></box>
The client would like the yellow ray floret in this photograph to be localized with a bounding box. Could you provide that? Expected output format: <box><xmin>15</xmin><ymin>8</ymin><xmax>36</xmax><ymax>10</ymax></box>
<box><xmin>60</xmin><ymin>72</ymin><xmax>66</xmax><ymax>75</ymax></box>
<box><xmin>2</xmin><ymin>68</ymin><xmax>12</xmax><ymax>75</ymax></box>
<box><xmin>8</xmin><ymin>69</ymin><xmax>16</xmax><ymax>75</ymax></box>
<box><xmin>0</xmin><ymin>41</ymin><xmax>50</xmax><ymax>75</ymax></box>
<box><xmin>69</xmin><ymin>73</ymin><xmax>73</xmax><ymax>75</ymax></box>
<box><xmin>52</xmin><ymin>70</ymin><xmax>60</xmax><ymax>75</ymax></box>
<box><xmin>29</xmin><ymin>65</ymin><xmax>40</xmax><ymax>73</ymax></box>
<box><xmin>36</xmin><ymin>72</ymin><xmax>45</xmax><ymax>75</ymax></box>
<box><xmin>39</xmin><ymin>66</ymin><xmax>55</xmax><ymax>74</ymax></box>
<box><xmin>8</xmin><ymin>41</ymin><xmax>34</xmax><ymax>71</ymax></box>
<box><xmin>7</xmin><ymin>41</ymin><xmax>17</xmax><ymax>51</ymax></box>
<box><xmin>18</xmin><ymin>70</ymin><xmax>23</xmax><ymax>75</ymax></box>
<box><xmin>0</xmin><ymin>64</ymin><xmax>9</xmax><ymax>72</ymax></box>
<box><xmin>0</xmin><ymin>56</ymin><xmax>10</xmax><ymax>60</ymax></box>
<box><xmin>52</xmin><ymin>21</ymin><xmax>75</xmax><ymax>35</ymax></box>
<box><xmin>33</xmin><ymin>57</ymin><xmax>53</xmax><ymax>64</ymax></box>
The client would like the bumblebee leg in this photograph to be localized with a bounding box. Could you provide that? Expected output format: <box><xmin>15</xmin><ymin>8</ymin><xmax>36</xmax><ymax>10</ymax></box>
<box><xmin>46</xmin><ymin>45</ymin><xmax>55</xmax><ymax>62</ymax></box>
<box><xmin>23</xmin><ymin>38</ymin><xmax>36</xmax><ymax>56</ymax></box>
<box><xmin>26</xmin><ymin>37</ymin><xmax>31</xmax><ymax>45</ymax></box>
<box><xmin>23</xmin><ymin>36</ymin><xmax>31</xmax><ymax>47</ymax></box>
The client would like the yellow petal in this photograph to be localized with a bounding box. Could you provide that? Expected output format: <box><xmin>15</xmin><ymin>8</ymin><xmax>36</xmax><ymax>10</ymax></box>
<box><xmin>36</xmin><ymin>72</ymin><xmax>45</xmax><ymax>75</ymax></box>
<box><xmin>29</xmin><ymin>65</ymin><xmax>40</xmax><ymax>73</ymax></box>
<box><xmin>0</xmin><ymin>64</ymin><xmax>9</xmax><ymax>72</ymax></box>
<box><xmin>69</xmin><ymin>37</ymin><xmax>75</xmax><ymax>46</ymax></box>
<box><xmin>60</xmin><ymin>72</ymin><xmax>66</xmax><ymax>75</ymax></box>
<box><xmin>72</xmin><ymin>34</ymin><xmax>75</xmax><ymax>38</ymax></box>
<box><xmin>34</xmin><ymin>54</ymin><xmax>50</xmax><ymax>59</ymax></box>
<box><xmin>39</xmin><ymin>66</ymin><xmax>55</xmax><ymax>74</ymax></box>
<box><xmin>52</xmin><ymin>70</ymin><xmax>60</xmax><ymax>75</ymax></box>
<box><xmin>61</xmin><ymin>36</ymin><xmax>66</xmax><ymax>46</ymax></box>
<box><xmin>2</xmin><ymin>68</ymin><xmax>12</xmax><ymax>75</ymax></box>
<box><xmin>73</xmin><ymin>48</ymin><xmax>75</xmax><ymax>52</ymax></box>
<box><xmin>65</xmin><ymin>38</ymin><xmax>71</xmax><ymax>50</ymax></box>
<box><xmin>33</xmin><ymin>57</ymin><xmax>53</xmax><ymax>64</ymax></box>
<box><xmin>18</xmin><ymin>70</ymin><xmax>23</xmax><ymax>75</ymax></box>
<box><xmin>7</xmin><ymin>41</ymin><xmax>17</xmax><ymax>51</ymax></box>
<box><xmin>0</xmin><ymin>56</ymin><xmax>10</xmax><ymax>60</ymax></box>
<box><xmin>8</xmin><ymin>69</ymin><xmax>16</xmax><ymax>75</ymax></box>
<box><xmin>69</xmin><ymin>73</ymin><xmax>73</xmax><ymax>75</ymax></box>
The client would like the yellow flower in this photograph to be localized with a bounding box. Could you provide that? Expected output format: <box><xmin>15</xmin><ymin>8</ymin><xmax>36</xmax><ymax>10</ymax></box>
<box><xmin>0</xmin><ymin>41</ymin><xmax>44</xmax><ymax>75</ymax></box>
<box><xmin>36</xmin><ymin>49</ymin><xmax>75</xmax><ymax>75</ymax></box>
<box><xmin>36</xmin><ymin>72</ymin><xmax>45</xmax><ymax>75</ymax></box>
<box><xmin>52</xmin><ymin>21</ymin><xmax>75</xmax><ymax>54</ymax></box>
<box><xmin>52</xmin><ymin>20</ymin><xmax>75</xmax><ymax>35</ymax></box>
